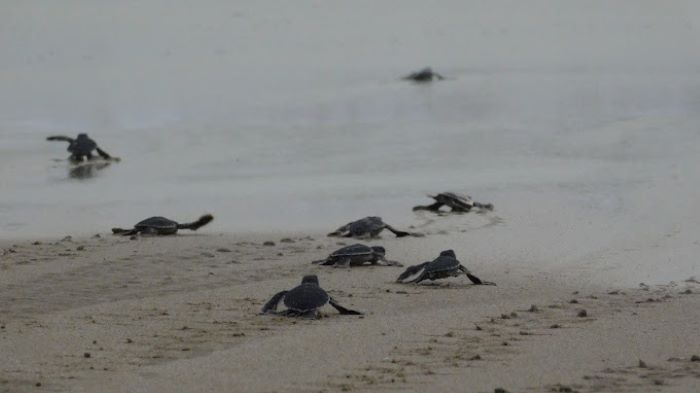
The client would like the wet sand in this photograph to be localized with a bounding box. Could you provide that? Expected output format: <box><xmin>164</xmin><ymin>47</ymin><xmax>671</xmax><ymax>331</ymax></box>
<box><xmin>1</xmin><ymin>222</ymin><xmax>699</xmax><ymax>393</ymax></box>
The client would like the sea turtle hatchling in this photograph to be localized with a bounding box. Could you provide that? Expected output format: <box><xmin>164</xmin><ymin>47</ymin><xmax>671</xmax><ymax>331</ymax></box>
<box><xmin>47</xmin><ymin>133</ymin><xmax>116</xmax><ymax>163</ymax></box>
<box><xmin>413</xmin><ymin>192</ymin><xmax>494</xmax><ymax>213</ymax></box>
<box><xmin>328</xmin><ymin>216</ymin><xmax>419</xmax><ymax>239</ymax></box>
<box><xmin>112</xmin><ymin>214</ymin><xmax>213</xmax><ymax>236</ymax></box>
<box><xmin>396</xmin><ymin>250</ymin><xmax>496</xmax><ymax>285</ymax></box>
<box><xmin>261</xmin><ymin>275</ymin><xmax>362</xmax><ymax>317</ymax></box>
<box><xmin>312</xmin><ymin>244</ymin><xmax>402</xmax><ymax>267</ymax></box>
<box><xmin>402</xmin><ymin>67</ymin><xmax>445</xmax><ymax>82</ymax></box>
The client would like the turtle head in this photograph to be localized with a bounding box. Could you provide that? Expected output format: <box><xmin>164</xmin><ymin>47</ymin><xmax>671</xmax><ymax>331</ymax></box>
<box><xmin>370</xmin><ymin>246</ymin><xmax>386</xmax><ymax>256</ymax></box>
<box><xmin>76</xmin><ymin>133</ymin><xmax>89</xmax><ymax>139</ymax></box>
<box><xmin>439</xmin><ymin>250</ymin><xmax>456</xmax><ymax>258</ymax></box>
<box><xmin>301</xmin><ymin>275</ymin><xmax>319</xmax><ymax>286</ymax></box>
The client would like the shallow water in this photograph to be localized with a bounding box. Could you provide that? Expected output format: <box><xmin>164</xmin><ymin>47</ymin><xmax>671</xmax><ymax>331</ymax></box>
<box><xmin>2</xmin><ymin>1</ymin><xmax>700</xmax><ymax>285</ymax></box>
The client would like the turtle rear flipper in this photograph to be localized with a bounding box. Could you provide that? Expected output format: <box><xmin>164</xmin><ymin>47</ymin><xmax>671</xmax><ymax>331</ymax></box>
<box><xmin>177</xmin><ymin>214</ymin><xmax>214</xmax><ymax>231</ymax></box>
<box><xmin>261</xmin><ymin>290</ymin><xmax>288</xmax><ymax>314</ymax></box>
<box><xmin>396</xmin><ymin>262</ymin><xmax>430</xmax><ymax>283</ymax></box>
<box><xmin>328</xmin><ymin>298</ymin><xmax>362</xmax><ymax>315</ymax></box>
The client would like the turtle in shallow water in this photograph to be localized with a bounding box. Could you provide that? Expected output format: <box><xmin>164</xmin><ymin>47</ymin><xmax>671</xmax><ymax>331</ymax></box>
<box><xmin>47</xmin><ymin>133</ymin><xmax>115</xmax><ymax>163</ymax></box>
<box><xmin>413</xmin><ymin>192</ymin><xmax>494</xmax><ymax>213</ymax></box>
<box><xmin>396</xmin><ymin>250</ymin><xmax>496</xmax><ymax>285</ymax></box>
<box><xmin>327</xmin><ymin>216</ymin><xmax>419</xmax><ymax>239</ymax></box>
<box><xmin>112</xmin><ymin>214</ymin><xmax>214</xmax><ymax>236</ymax></box>
<box><xmin>261</xmin><ymin>275</ymin><xmax>362</xmax><ymax>317</ymax></box>
<box><xmin>312</xmin><ymin>244</ymin><xmax>402</xmax><ymax>267</ymax></box>
<box><xmin>402</xmin><ymin>67</ymin><xmax>445</xmax><ymax>82</ymax></box>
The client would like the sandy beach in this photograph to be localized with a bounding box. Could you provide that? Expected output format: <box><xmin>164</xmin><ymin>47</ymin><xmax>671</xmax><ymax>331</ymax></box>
<box><xmin>1</xmin><ymin>219</ymin><xmax>699</xmax><ymax>393</ymax></box>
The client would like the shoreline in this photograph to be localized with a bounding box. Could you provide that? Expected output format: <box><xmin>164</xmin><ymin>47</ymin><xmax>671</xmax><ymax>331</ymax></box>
<box><xmin>2</xmin><ymin>231</ymin><xmax>699</xmax><ymax>392</ymax></box>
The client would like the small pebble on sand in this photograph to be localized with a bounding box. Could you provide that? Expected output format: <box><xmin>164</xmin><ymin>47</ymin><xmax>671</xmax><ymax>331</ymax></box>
<box><xmin>263</xmin><ymin>241</ymin><xmax>275</xmax><ymax>246</ymax></box>
<box><xmin>577</xmin><ymin>309</ymin><xmax>588</xmax><ymax>318</ymax></box>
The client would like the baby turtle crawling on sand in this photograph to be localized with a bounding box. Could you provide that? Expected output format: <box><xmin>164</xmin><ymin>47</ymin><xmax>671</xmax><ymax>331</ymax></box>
<box><xmin>313</xmin><ymin>244</ymin><xmax>402</xmax><ymax>267</ymax></box>
<box><xmin>328</xmin><ymin>216</ymin><xmax>419</xmax><ymax>239</ymax></box>
<box><xmin>47</xmin><ymin>133</ymin><xmax>115</xmax><ymax>163</ymax></box>
<box><xmin>396</xmin><ymin>250</ymin><xmax>496</xmax><ymax>285</ymax></box>
<box><xmin>261</xmin><ymin>275</ymin><xmax>362</xmax><ymax>317</ymax></box>
<box><xmin>112</xmin><ymin>214</ymin><xmax>213</xmax><ymax>236</ymax></box>
<box><xmin>402</xmin><ymin>67</ymin><xmax>445</xmax><ymax>82</ymax></box>
<box><xmin>413</xmin><ymin>192</ymin><xmax>494</xmax><ymax>213</ymax></box>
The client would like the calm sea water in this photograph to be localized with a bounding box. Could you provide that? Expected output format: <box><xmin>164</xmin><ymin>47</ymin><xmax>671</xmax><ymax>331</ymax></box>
<box><xmin>2</xmin><ymin>2</ymin><xmax>700</xmax><ymax>285</ymax></box>
<box><xmin>2</xmin><ymin>70</ymin><xmax>699</xmax><ymax>238</ymax></box>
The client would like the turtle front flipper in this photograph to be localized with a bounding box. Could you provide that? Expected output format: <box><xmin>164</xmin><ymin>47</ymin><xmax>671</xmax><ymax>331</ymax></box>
<box><xmin>468</xmin><ymin>273</ymin><xmax>496</xmax><ymax>286</ymax></box>
<box><xmin>413</xmin><ymin>201</ymin><xmax>444</xmax><ymax>211</ymax></box>
<box><xmin>383</xmin><ymin>224</ymin><xmax>411</xmax><ymax>238</ymax></box>
<box><xmin>311</xmin><ymin>258</ymin><xmax>330</xmax><ymax>265</ymax></box>
<box><xmin>327</xmin><ymin>222</ymin><xmax>351</xmax><ymax>237</ymax></box>
<box><xmin>328</xmin><ymin>298</ymin><xmax>362</xmax><ymax>315</ymax></box>
<box><xmin>47</xmin><ymin>135</ymin><xmax>75</xmax><ymax>143</ymax></box>
<box><xmin>473</xmin><ymin>202</ymin><xmax>494</xmax><ymax>211</ymax></box>
<box><xmin>459</xmin><ymin>266</ymin><xmax>495</xmax><ymax>285</ymax></box>
<box><xmin>112</xmin><ymin>227</ymin><xmax>138</xmax><ymax>236</ymax></box>
<box><xmin>177</xmin><ymin>214</ymin><xmax>214</xmax><ymax>231</ymax></box>
<box><xmin>333</xmin><ymin>257</ymin><xmax>352</xmax><ymax>268</ymax></box>
<box><xmin>396</xmin><ymin>262</ymin><xmax>430</xmax><ymax>283</ymax></box>
<box><xmin>95</xmin><ymin>147</ymin><xmax>113</xmax><ymax>160</ymax></box>
<box><xmin>261</xmin><ymin>290</ymin><xmax>288</xmax><ymax>314</ymax></box>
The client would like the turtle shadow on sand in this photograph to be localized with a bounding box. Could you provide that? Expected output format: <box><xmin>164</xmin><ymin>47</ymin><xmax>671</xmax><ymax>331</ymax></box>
<box><xmin>401</xmin><ymin>67</ymin><xmax>448</xmax><ymax>83</ymax></box>
<box><xmin>112</xmin><ymin>214</ymin><xmax>214</xmax><ymax>236</ymax></box>
<box><xmin>67</xmin><ymin>161</ymin><xmax>113</xmax><ymax>179</ymax></box>
<box><xmin>261</xmin><ymin>275</ymin><xmax>362</xmax><ymax>318</ymax></box>
<box><xmin>396</xmin><ymin>250</ymin><xmax>496</xmax><ymax>286</ymax></box>
<box><xmin>313</xmin><ymin>244</ymin><xmax>403</xmax><ymax>267</ymax></box>
<box><xmin>328</xmin><ymin>216</ymin><xmax>423</xmax><ymax>239</ymax></box>
<box><xmin>400</xmin><ymin>281</ymin><xmax>485</xmax><ymax>290</ymax></box>
<box><xmin>413</xmin><ymin>192</ymin><xmax>494</xmax><ymax>214</ymax></box>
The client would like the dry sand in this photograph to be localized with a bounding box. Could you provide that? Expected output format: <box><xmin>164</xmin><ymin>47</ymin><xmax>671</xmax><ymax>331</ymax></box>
<box><xmin>1</xmin><ymin>218</ymin><xmax>699</xmax><ymax>393</ymax></box>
